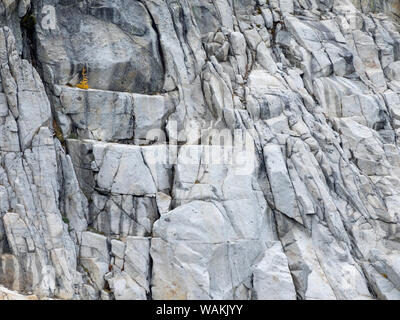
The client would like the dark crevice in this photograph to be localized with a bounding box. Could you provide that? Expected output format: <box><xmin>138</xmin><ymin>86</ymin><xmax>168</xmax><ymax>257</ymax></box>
<box><xmin>20</xmin><ymin>4</ymin><xmax>39</xmax><ymax>73</ymax></box>
<box><xmin>139</xmin><ymin>0</ymin><xmax>167</xmax><ymax>93</ymax></box>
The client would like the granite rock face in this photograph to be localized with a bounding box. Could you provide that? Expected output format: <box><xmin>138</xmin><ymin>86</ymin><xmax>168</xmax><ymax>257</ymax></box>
<box><xmin>34</xmin><ymin>0</ymin><xmax>164</xmax><ymax>94</ymax></box>
<box><xmin>1</xmin><ymin>0</ymin><xmax>400</xmax><ymax>300</ymax></box>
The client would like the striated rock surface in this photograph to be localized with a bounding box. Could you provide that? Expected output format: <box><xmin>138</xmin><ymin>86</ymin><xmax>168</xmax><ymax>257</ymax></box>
<box><xmin>0</xmin><ymin>0</ymin><xmax>400</xmax><ymax>300</ymax></box>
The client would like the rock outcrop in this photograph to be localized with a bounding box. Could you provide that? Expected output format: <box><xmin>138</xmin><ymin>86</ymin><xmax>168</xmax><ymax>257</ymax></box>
<box><xmin>1</xmin><ymin>0</ymin><xmax>400</xmax><ymax>300</ymax></box>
